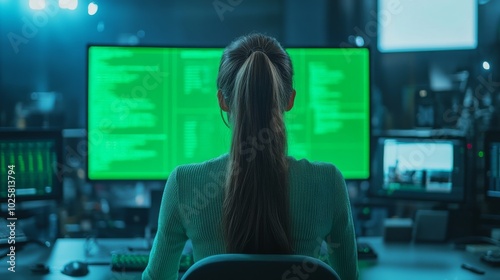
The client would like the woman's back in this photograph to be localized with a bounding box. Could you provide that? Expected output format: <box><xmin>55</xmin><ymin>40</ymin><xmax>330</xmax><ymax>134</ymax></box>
<box><xmin>143</xmin><ymin>154</ymin><xmax>358</xmax><ymax>280</ymax></box>
<box><xmin>142</xmin><ymin>33</ymin><xmax>358</xmax><ymax>280</ymax></box>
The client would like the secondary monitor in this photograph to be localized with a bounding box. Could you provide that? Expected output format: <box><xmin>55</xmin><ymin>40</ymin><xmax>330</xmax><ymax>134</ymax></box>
<box><xmin>87</xmin><ymin>46</ymin><xmax>370</xmax><ymax>180</ymax></box>
<box><xmin>377</xmin><ymin>0</ymin><xmax>477</xmax><ymax>53</ymax></box>
<box><xmin>0</xmin><ymin>130</ymin><xmax>63</xmax><ymax>202</ymax></box>
<box><xmin>484</xmin><ymin>130</ymin><xmax>500</xmax><ymax>199</ymax></box>
<box><xmin>370</xmin><ymin>136</ymin><xmax>466</xmax><ymax>202</ymax></box>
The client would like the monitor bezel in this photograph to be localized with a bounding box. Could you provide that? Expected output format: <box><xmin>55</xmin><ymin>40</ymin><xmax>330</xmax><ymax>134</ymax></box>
<box><xmin>85</xmin><ymin>44</ymin><xmax>372</xmax><ymax>182</ymax></box>
<box><xmin>0</xmin><ymin>129</ymin><xmax>64</xmax><ymax>202</ymax></box>
<box><xmin>369</xmin><ymin>134</ymin><xmax>466</xmax><ymax>203</ymax></box>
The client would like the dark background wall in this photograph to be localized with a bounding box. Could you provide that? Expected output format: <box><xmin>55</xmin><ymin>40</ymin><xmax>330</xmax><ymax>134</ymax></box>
<box><xmin>1</xmin><ymin>0</ymin><xmax>499</xmax><ymax>130</ymax></box>
<box><xmin>0</xmin><ymin>0</ymin><xmax>347</xmax><ymax>128</ymax></box>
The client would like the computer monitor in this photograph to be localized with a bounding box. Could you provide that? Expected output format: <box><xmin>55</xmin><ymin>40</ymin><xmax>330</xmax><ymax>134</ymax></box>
<box><xmin>484</xmin><ymin>130</ymin><xmax>500</xmax><ymax>199</ymax></box>
<box><xmin>370</xmin><ymin>136</ymin><xmax>466</xmax><ymax>202</ymax></box>
<box><xmin>87</xmin><ymin>46</ymin><xmax>370</xmax><ymax>180</ymax></box>
<box><xmin>377</xmin><ymin>0</ymin><xmax>477</xmax><ymax>53</ymax></box>
<box><xmin>0</xmin><ymin>130</ymin><xmax>63</xmax><ymax>202</ymax></box>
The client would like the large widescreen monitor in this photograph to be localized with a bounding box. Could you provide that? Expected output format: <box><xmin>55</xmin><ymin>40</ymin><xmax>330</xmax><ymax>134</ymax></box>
<box><xmin>370</xmin><ymin>136</ymin><xmax>466</xmax><ymax>202</ymax></box>
<box><xmin>378</xmin><ymin>0</ymin><xmax>477</xmax><ymax>53</ymax></box>
<box><xmin>87</xmin><ymin>46</ymin><xmax>370</xmax><ymax>180</ymax></box>
<box><xmin>0</xmin><ymin>130</ymin><xmax>63</xmax><ymax>202</ymax></box>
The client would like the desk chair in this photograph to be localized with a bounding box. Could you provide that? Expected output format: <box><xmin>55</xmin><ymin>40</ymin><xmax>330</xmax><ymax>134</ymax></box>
<box><xmin>180</xmin><ymin>254</ymin><xmax>341</xmax><ymax>280</ymax></box>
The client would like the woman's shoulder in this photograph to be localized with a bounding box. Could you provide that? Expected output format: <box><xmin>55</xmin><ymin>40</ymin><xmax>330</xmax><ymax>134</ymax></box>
<box><xmin>287</xmin><ymin>157</ymin><xmax>346</xmax><ymax>197</ymax></box>
<box><xmin>288</xmin><ymin>156</ymin><xmax>343</xmax><ymax>177</ymax></box>
<box><xmin>174</xmin><ymin>153</ymin><xmax>229</xmax><ymax>179</ymax></box>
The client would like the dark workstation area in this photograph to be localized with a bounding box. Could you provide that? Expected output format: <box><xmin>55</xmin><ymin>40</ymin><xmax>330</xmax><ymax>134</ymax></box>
<box><xmin>1</xmin><ymin>0</ymin><xmax>500</xmax><ymax>279</ymax></box>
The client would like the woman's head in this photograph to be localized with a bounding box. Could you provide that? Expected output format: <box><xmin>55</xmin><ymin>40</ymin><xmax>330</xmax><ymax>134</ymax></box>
<box><xmin>217</xmin><ymin>33</ymin><xmax>295</xmax><ymax>118</ymax></box>
<box><xmin>219</xmin><ymin>33</ymin><xmax>295</xmax><ymax>254</ymax></box>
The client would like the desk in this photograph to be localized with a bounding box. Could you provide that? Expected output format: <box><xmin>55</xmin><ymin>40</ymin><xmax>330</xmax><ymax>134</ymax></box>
<box><xmin>358</xmin><ymin>237</ymin><xmax>500</xmax><ymax>280</ymax></box>
<box><xmin>44</xmin><ymin>238</ymin><xmax>147</xmax><ymax>280</ymax></box>
<box><xmin>1</xmin><ymin>237</ymin><xmax>499</xmax><ymax>279</ymax></box>
<box><xmin>0</xmin><ymin>239</ymin><xmax>146</xmax><ymax>280</ymax></box>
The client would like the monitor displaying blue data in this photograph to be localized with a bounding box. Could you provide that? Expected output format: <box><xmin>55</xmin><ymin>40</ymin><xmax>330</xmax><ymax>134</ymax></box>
<box><xmin>370</xmin><ymin>136</ymin><xmax>465</xmax><ymax>202</ymax></box>
<box><xmin>87</xmin><ymin>46</ymin><xmax>370</xmax><ymax>180</ymax></box>
<box><xmin>378</xmin><ymin>0</ymin><xmax>477</xmax><ymax>52</ymax></box>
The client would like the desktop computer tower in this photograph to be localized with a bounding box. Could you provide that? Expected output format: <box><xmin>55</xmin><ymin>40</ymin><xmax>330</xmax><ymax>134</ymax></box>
<box><xmin>59</xmin><ymin>129</ymin><xmax>89</xmax><ymax>237</ymax></box>
<box><xmin>61</xmin><ymin>129</ymin><xmax>88</xmax><ymax>203</ymax></box>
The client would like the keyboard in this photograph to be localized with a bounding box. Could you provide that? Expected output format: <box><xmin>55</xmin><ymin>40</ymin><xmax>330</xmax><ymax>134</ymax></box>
<box><xmin>111</xmin><ymin>251</ymin><xmax>194</xmax><ymax>272</ymax></box>
<box><xmin>0</xmin><ymin>218</ymin><xmax>27</xmax><ymax>246</ymax></box>
<box><xmin>111</xmin><ymin>241</ymin><xmax>374</xmax><ymax>272</ymax></box>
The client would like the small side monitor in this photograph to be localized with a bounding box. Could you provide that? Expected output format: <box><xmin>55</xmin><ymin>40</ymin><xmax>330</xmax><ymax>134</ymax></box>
<box><xmin>0</xmin><ymin>129</ymin><xmax>63</xmax><ymax>202</ymax></box>
<box><xmin>370</xmin><ymin>135</ymin><xmax>466</xmax><ymax>202</ymax></box>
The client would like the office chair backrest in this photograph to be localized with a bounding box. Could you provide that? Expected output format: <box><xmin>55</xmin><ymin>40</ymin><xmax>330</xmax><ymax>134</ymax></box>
<box><xmin>180</xmin><ymin>254</ymin><xmax>341</xmax><ymax>280</ymax></box>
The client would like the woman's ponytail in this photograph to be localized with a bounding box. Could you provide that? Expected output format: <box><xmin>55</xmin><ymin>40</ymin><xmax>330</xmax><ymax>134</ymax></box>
<box><xmin>219</xmin><ymin>34</ymin><xmax>294</xmax><ymax>254</ymax></box>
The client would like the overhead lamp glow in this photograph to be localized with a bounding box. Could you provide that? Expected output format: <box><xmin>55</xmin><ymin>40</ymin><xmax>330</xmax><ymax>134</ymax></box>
<box><xmin>483</xmin><ymin>61</ymin><xmax>491</xmax><ymax>71</ymax></box>
<box><xmin>59</xmin><ymin>0</ymin><xmax>78</xmax><ymax>10</ymax></box>
<box><xmin>88</xmin><ymin>2</ymin><xmax>98</xmax><ymax>15</ymax></box>
<box><xmin>29</xmin><ymin>0</ymin><xmax>46</xmax><ymax>10</ymax></box>
<box><xmin>355</xmin><ymin>36</ymin><xmax>365</xmax><ymax>47</ymax></box>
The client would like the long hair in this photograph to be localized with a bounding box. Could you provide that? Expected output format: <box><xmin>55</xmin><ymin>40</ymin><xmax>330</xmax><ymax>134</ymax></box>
<box><xmin>217</xmin><ymin>34</ymin><xmax>294</xmax><ymax>254</ymax></box>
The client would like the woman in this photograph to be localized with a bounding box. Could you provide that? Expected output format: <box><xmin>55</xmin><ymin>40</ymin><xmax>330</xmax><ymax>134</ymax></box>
<box><xmin>142</xmin><ymin>33</ymin><xmax>358</xmax><ymax>280</ymax></box>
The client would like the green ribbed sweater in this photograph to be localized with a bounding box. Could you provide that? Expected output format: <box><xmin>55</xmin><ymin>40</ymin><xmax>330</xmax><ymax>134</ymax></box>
<box><xmin>142</xmin><ymin>154</ymin><xmax>359</xmax><ymax>280</ymax></box>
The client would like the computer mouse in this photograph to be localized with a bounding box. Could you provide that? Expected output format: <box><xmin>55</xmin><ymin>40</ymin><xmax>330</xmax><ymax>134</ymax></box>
<box><xmin>481</xmin><ymin>250</ymin><xmax>500</xmax><ymax>267</ymax></box>
<box><xmin>61</xmin><ymin>261</ymin><xmax>89</xmax><ymax>277</ymax></box>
